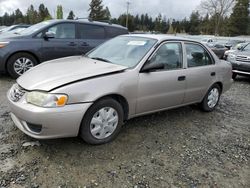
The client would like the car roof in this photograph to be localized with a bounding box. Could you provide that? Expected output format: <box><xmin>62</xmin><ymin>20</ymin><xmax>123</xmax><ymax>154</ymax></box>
<box><xmin>122</xmin><ymin>34</ymin><xmax>196</xmax><ymax>43</ymax></box>
<box><xmin>45</xmin><ymin>19</ymin><xmax>127</xmax><ymax>29</ymax></box>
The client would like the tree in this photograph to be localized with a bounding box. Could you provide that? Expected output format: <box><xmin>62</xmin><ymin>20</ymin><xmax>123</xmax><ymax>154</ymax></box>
<box><xmin>228</xmin><ymin>0</ymin><xmax>249</xmax><ymax>36</ymax></box>
<box><xmin>14</xmin><ymin>9</ymin><xmax>23</xmax><ymax>24</ymax></box>
<box><xmin>38</xmin><ymin>4</ymin><xmax>51</xmax><ymax>22</ymax></box>
<box><xmin>56</xmin><ymin>5</ymin><xmax>63</xmax><ymax>19</ymax></box>
<box><xmin>200</xmin><ymin>0</ymin><xmax>235</xmax><ymax>35</ymax></box>
<box><xmin>189</xmin><ymin>11</ymin><xmax>201</xmax><ymax>35</ymax></box>
<box><xmin>88</xmin><ymin>0</ymin><xmax>106</xmax><ymax>21</ymax></box>
<box><xmin>103</xmin><ymin>6</ymin><xmax>111</xmax><ymax>20</ymax></box>
<box><xmin>67</xmin><ymin>11</ymin><xmax>75</xmax><ymax>20</ymax></box>
<box><xmin>26</xmin><ymin>5</ymin><xmax>38</xmax><ymax>24</ymax></box>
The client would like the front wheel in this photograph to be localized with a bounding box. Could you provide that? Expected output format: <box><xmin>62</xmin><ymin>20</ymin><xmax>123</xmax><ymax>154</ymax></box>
<box><xmin>80</xmin><ymin>98</ymin><xmax>124</xmax><ymax>145</ymax></box>
<box><xmin>232</xmin><ymin>72</ymin><xmax>237</xmax><ymax>80</ymax></box>
<box><xmin>200</xmin><ymin>84</ymin><xmax>221</xmax><ymax>112</ymax></box>
<box><xmin>7</xmin><ymin>52</ymin><xmax>38</xmax><ymax>79</ymax></box>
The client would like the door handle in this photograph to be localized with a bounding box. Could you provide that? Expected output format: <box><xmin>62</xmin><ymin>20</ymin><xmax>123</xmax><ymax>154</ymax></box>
<box><xmin>178</xmin><ymin>76</ymin><xmax>186</xmax><ymax>81</ymax></box>
<box><xmin>68</xmin><ymin>42</ymin><xmax>77</xmax><ymax>46</ymax></box>
<box><xmin>81</xmin><ymin>42</ymin><xmax>89</xmax><ymax>47</ymax></box>
<box><xmin>211</xmin><ymin>72</ymin><xmax>216</xmax><ymax>76</ymax></box>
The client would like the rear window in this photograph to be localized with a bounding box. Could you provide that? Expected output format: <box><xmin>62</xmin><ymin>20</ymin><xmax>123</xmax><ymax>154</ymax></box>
<box><xmin>78</xmin><ymin>24</ymin><xmax>105</xmax><ymax>39</ymax></box>
<box><xmin>106</xmin><ymin>27</ymin><xmax>128</xmax><ymax>38</ymax></box>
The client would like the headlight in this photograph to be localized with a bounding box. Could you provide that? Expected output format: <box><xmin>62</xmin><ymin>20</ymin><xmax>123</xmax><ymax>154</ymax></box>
<box><xmin>0</xmin><ymin>42</ymin><xmax>9</xmax><ymax>48</ymax></box>
<box><xmin>228</xmin><ymin>54</ymin><xmax>236</xmax><ymax>60</ymax></box>
<box><xmin>26</xmin><ymin>91</ymin><xmax>68</xmax><ymax>108</ymax></box>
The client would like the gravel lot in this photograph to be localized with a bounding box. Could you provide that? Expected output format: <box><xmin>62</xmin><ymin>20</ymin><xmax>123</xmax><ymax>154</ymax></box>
<box><xmin>0</xmin><ymin>75</ymin><xmax>249</xmax><ymax>188</ymax></box>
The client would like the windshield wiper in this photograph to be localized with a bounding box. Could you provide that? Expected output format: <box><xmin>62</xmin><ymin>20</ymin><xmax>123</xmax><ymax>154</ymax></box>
<box><xmin>91</xmin><ymin>57</ymin><xmax>112</xmax><ymax>63</ymax></box>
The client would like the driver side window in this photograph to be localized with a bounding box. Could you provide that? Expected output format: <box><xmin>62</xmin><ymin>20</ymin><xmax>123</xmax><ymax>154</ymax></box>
<box><xmin>149</xmin><ymin>42</ymin><xmax>183</xmax><ymax>70</ymax></box>
<box><xmin>46</xmin><ymin>23</ymin><xmax>76</xmax><ymax>39</ymax></box>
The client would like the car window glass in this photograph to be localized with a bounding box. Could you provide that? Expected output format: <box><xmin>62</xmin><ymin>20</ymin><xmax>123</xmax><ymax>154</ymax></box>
<box><xmin>149</xmin><ymin>42</ymin><xmax>183</xmax><ymax>70</ymax></box>
<box><xmin>106</xmin><ymin>27</ymin><xmax>127</xmax><ymax>38</ymax></box>
<box><xmin>243</xmin><ymin>44</ymin><xmax>250</xmax><ymax>51</ymax></box>
<box><xmin>47</xmin><ymin>23</ymin><xmax>75</xmax><ymax>39</ymax></box>
<box><xmin>78</xmin><ymin>24</ymin><xmax>105</xmax><ymax>39</ymax></box>
<box><xmin>185</xmin><ymin>43</ymin><xmax>213</xmax><ymax>67</ymax></box>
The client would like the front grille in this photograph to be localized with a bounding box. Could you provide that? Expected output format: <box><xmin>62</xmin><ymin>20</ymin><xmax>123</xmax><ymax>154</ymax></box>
<box><xmin>9</xmin><ymin>84</ymin><xmax>26</xmax><ymax>102</ymax></box>
<box><xmin>236</xmin><ymin>55</ymin><xmax>250</xmax><ymax>63</ymax></box>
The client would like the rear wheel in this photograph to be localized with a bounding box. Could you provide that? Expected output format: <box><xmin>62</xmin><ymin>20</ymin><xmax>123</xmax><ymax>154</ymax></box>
<box><xmin>200</xmin><ymin>84</ymin><xmax>221</xmax><ymax>112</ymax></box>
<box><xmin>80</xmin><ymin>98</ymin><xmax>124</xmax><ymax>145</ymax></box>
<box><xmin>7</xmin><ymin>52</ymin><xmax>38</xmax><ymax>79</ymax></box>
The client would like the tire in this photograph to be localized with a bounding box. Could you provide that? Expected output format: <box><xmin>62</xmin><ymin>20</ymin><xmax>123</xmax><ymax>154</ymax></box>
<box><xmin>80</xmin><ymin>98</ymin><xmax>124</xmax><ymax>145</ymax></box>
<box><xmin>7</xmin><ymin>52</ymin><xmax>38</xmax><ymax>79</ymax></box>
<box><xmin>232</xmin><ymin>72</ymin><xmax>237</xmax><ymax>80</ymax></box>
<box><xmin>200</xmin><ymin>84</ymin><xmax>221</xmax><ymax>112</ymax></box>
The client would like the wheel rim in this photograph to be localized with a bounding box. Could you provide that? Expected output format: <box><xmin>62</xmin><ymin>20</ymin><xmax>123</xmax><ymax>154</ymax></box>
<box><xmin>207</xmin><ymin>88</ymin><xmax>219</xmax><ymax>108</ymax></box>
<box><xmin>13</xmin><ymin>57</ymin><xmax>34</xmax><ymax>75</ymax></box>
<box><xmin>90</xmin><ymin>107</ymin><xmax>119</xmax><ymax>140</ymax></box>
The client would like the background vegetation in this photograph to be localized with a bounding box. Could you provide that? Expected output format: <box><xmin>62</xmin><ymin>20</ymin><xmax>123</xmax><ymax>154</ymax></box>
<box><xmin>0</xmin><ymin>0</ymin><xmax>249</xmax><ymax>36</ymax></box>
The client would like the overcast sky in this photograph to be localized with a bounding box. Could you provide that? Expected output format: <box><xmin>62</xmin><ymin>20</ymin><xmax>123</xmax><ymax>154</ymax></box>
<box><xmin>0</xmin><ymin>0</ymin><xmax>202</xmax><ymax>19</ymax></box>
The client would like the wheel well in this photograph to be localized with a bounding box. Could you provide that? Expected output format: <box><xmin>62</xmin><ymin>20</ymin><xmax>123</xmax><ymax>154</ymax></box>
<box><xmin>96</xmin><ymin>94</ymin><xmax>129</xmax><ymax>121</ymax></box>
<box><xmin>214</xmin><ymin>82</ymin><xmax>223</xmax><ymax>92</ymax></box>
<box><xmin>5</xmin><ymin>51</ymin><xmax>40</xmax><ymax>71</ymax></box>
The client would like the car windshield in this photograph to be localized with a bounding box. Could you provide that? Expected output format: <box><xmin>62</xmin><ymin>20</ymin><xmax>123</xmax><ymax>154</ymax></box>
<box><xmin>86</xmin><ymin>36</ymin><xmax>157</xmax><ymax>68</ymax></box>
<box><xmin>19</xmin><ymin>21</ymin><xmax>51</xmax><ymax>35</ymax></box>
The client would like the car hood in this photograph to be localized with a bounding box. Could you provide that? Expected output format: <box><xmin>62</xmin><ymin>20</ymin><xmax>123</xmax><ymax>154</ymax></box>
<box><xmin>17</xmin><ymin>56</ymin><xmax>127</xmax><ymax>91</ymax></box>
<box><xmin>234</xmin><ymin>51</ymin><xmax>250</xmax><ymax>57</ymax></box>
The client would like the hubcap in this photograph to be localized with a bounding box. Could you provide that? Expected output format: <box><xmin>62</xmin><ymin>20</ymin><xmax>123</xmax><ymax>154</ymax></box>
<box><xmin>90</xmin><ymin>107</ymin><xmax>119</xmax><ymax>139</ymax></box>
<box><xmin>207</xmin><ymin>88</ymin><xmax>219</xmax><ymax>108</ymax></box>
<box><xmin>13</xmin><ymin>57</ymin><xmax>34</xmax><ymax>75</ymax></box>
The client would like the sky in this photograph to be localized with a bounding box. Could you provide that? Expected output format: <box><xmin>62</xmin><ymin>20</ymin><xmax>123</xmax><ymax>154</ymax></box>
<box><xmin>0</xmin><ymin>0</ymin><xmax>202</xmax><ymax>19</ymax></box>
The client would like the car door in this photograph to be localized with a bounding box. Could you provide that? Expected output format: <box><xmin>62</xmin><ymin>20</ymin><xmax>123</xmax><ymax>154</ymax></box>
<box><xmin>136</xmin><ymin>42</ymin><xmax>186</xmax><ymax>114</ymax></box>
<box><xmin>76</xmin><ymin>23</ymin><xmax>106</xmax><ymax>55</ymax></box>
<box><xmin>183</xmin><ymin>42</ymin><xmax>217</xmax><ymax>104</ymax></box>
<box><xmin>41</xmin><ymin>23</ymin><xmax>78</xmax><ymax>61</ymax></box>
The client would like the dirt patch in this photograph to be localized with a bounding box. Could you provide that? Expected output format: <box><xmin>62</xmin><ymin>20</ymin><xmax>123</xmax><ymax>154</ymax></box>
<box><xmin>0</xmin><ymin>75</ymin><xmax>250</xmax><ymax>187</ymax></box>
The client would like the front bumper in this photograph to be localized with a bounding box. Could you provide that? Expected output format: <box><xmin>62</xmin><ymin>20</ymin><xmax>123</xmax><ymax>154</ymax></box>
<box><xmin>231</xmin><ymin>61</ymin><xmax>250</xmax><ymax>75</ymax></box>
<box><xmin>7</xmin><ymin>92</ymin><xmax>92</xmax><ymax>139</ymax></box>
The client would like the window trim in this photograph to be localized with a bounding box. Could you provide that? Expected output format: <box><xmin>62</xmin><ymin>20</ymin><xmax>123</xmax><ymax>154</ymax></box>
<box><xmin>140</xmin><ymin>41</ymin><xmax>185</xmax><ymax>73</ymax></box>
<box><xmin>184</xmin><ymin>42</ymin><xmax>215</xmax><ymax>68</ymax></box>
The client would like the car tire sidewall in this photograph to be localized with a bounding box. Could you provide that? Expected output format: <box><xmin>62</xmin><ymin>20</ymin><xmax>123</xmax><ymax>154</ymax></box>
<box><xmin>201</xmin><ymin>84</ymin><xmax>221</xmax><ymax>112</ymax></box>
<box><xmin>232</xmin><ymin>72</ymin><xmax>237</xmax><ymax>80</ymax></box>
<box><xmin>7</xmin><ymin>53</ymin><xmax>38</xmax><ymax>79</ymax></box>
<box><xmin>80</xmin><ymin>98</ymin><xmax>124</xmax><ymax>145</ymax></box>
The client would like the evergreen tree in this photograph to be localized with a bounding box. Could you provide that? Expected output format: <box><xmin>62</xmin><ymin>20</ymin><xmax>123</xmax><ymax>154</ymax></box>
<box><xmin>189</xmin><ymin>11</ymin><xmax>201</xmax><ymax>35</ymax></box>
<box><xmin>38</xmin><ymin>4</ymin><xmax>51</xmax><ymax>22</ymax></box>
<box><xmin>67</xmin><ymin>11</ymin><xmax>75</xmax><ymax>20</ymax></box>
<box><xmin>88</xmin><ymin>0</ymin><xmax>106</xmax><ymax>21</ymax></box>
<box><xmin>103</xmin><ymin>6</ymin><xmax>111</xmax><ymax>20</ymax></box>
<box><xmin>27</xmin><ymin>5</ymin><xmax>38</xmax><ymax>24</ymax></box>
<box><xmin>56</xmin><ymin>5</ymin><xmax>63</xmax><ymax>19</ymax></box>
<box><xmin>229</xmin><ymin>0</ymin><xmax>249</xmax><ymax>36</ymax></box>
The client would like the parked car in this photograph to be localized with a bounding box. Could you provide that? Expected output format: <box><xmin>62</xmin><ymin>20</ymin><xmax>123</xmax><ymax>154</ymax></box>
<box><xmin>209</xmin><ymin>43</ymin><xmax>228</xmax><ymax>59</ymax></box>
<box><xmin>7</xmin><ymin>35</ymin><xmax>233</xmax><ymax>144</ymax></box>
<box><xmin>0</xmin><ymin>24</ymin><xmax>30</xmax><ymax>34</ymax></box>
<box><xmin>224</xmin><ymin>42</ymin><xmax>248</xmax><ymax>60</ymax></box>
<box><xmin>227</xmin><ymin>43</ymin><xmax>250</xmax><ymax>79</ymax></box>
<box><xmin>0</xmin><ymin>19</ymin><xmax>128</xmax><ymax>78</ymax></box>
<box><xmin>224</xmin><ymin>39</ymin><xmax>245</xmax><ymax>49</ymax></box>
<box><xmin>201</xmin><ymin>38</ymin><xmax>216</xmax><ymax>46</ymax></box>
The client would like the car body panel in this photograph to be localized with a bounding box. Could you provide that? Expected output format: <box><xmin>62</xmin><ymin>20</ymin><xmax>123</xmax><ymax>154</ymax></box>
<box><xmin>17</xmin><ymin>56</ymin><xmax>128</xmax><ymax>91</ymax></box>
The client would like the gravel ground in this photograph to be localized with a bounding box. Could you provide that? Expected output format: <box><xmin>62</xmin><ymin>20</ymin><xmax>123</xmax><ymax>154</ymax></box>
<box><xmin>0</xmin><ymin>75</ymin><xmax>249</xmax><ymax>188</ymax></box>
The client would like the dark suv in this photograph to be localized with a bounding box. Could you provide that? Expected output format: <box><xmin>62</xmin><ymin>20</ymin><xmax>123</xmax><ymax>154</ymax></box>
<box><xmin>0</xmin><ymin>19</ymin><xmax>128</xmax><ymax>78</ymax></box>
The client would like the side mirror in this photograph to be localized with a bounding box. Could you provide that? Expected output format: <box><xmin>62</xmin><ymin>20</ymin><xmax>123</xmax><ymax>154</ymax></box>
<box><xmin>141</xmin><ymin>62</ymin><xmax>164</xmax><ymax>73</ymax></box>
<box><xmin>44</xmin><ymin>31</ymin><xmax>55</xmax><ymax>39</ymax></box>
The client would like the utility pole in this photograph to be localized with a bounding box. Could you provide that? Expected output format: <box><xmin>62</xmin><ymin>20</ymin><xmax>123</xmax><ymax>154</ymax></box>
<box><xmin>126</xmin><ymin>1</ymin><xmax>130</xmax><ymax>28</ymax></box>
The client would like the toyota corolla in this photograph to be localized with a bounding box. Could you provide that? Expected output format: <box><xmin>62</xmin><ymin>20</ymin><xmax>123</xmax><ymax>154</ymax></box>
<box><xmin>7</xmin><ymin>35</ymin><xmax>233</xmax><ymax>144</ymax></box>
